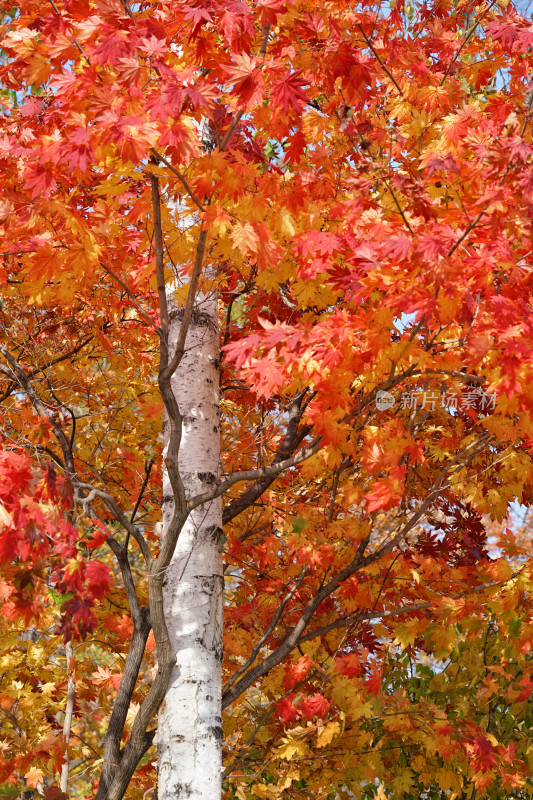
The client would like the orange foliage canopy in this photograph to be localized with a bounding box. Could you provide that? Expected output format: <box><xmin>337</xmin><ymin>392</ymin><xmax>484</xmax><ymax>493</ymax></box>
<box><xmin>1</xmin><ymin>0</ymin><xmax>533</xmax><ymax>798</ymax></box>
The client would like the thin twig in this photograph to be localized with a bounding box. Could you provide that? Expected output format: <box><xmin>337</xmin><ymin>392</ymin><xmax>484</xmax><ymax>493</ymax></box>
<box><xmin>131</xmin><ymin>459</ymin><xmax>155</xmax><ymax>524</ymax></box>
<box><xmin>296</xmin><ymin>571</ymin><xmax>522</xmax><ymax>644</ymax></box>
<box><xmin>0</xmin><ymin>347</ymin><xmax>75</xmax><ymax>474</ymax></box>
<box><xmin>101</xmin><ymin>263</ymin><xmax>162</xmax><ymax>339</ymax></box>
<box><xmin>440</xmin><ymin>3</ymin><xmax>496</xmax><ymax>86</ymax></box>
<box><xmin>358</xmin><ymin>24</ymin><xmax>406</xmax><ymax>100</ymax></box>
<box><xmin>223</xmin><ymin>565</ymin><xmax>308</xmax><ymax>695</ymax></box>
<box><xmin>149</xmin><ymin>150</ymin><xmax>205</xmax><ymax>212</ymax></box>
<box><xmin>74</xmin><ymin>483</ymin><xmax>152</xmax><ymax>566</ymax></box>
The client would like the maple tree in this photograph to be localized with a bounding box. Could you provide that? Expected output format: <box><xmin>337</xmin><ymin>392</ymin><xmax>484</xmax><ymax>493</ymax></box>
<box><xmin>1</xmin><ymin>0</ymin><xmax>533</xmax><ymax>798</ymax></box>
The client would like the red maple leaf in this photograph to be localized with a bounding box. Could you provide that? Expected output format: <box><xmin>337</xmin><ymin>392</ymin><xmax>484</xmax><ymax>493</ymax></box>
<box><xmin>270</xmin><ymin>69</ymin><xmax>309</xmax><ymax>116</ymax></box>
<box><xmin>223</xmin><ymin>54</ymin><xmax>263</xmax><ymax>106</ymax></box>
<box><xmin>364</xmin><ymin>664</ymin><xmax>382</xmax><ymax>696</ymax></box>
<box><xmin>184</xmin><ymin>5</ymin><xmax>213</xmax><ymax>37</ymax></box>
<box><xmin>85</xmin><ymin>520</ymin><xmax>109</xmax><ymax>549</ymax></box>
<box><xmin>258</xmin><ymin>0</ymin><xmax>287</xmax><ymax>24</ymax></box>
<box><xmin>335</xmin><ymin>653</ymin><xmax>363</xmax><ymax>679</ymax></box>
<box><xmin>282</xmin><ymin>654</ymin><xmax>314</xmax><ymax>689</ymax></box>
<box><xmin>85</xmin><ymin>560</ymin><xmax>112</xmax><ymax>599</ymax></box>
<box><xmin>517</xmin><ymin>674</ymin><xmax>533</xmax><ymax>702</ymax></box>
<box><xmin>218</xmin><ymin>3</ymin><xmax>254</xmax><ymax>50</ymax></box>
<box><xmin>276</xmin><ymin>695</ymin><xmax>299</xmax><ymax>724</ymax></box>
<box><xmin>300</xmin><ymin>693</ymin><xmax>330</xmax><ymax>720</ymax></box>
<box><xmin>471</xmin><ymin>736</ymin><xmax>497</xmax><ymax>773</ymax></box>
<box><xmin>22</xmin><ymin>164</ymin><xmax>57</xmax><ymax>199</ymax></box>
<box><xmin>364</xmin><ymin>466</ymin><xmax>407</xmax><ymax>513</ymax></box>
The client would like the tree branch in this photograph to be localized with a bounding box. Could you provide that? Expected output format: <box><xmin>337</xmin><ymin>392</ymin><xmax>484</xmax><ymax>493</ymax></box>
<box><xmin>223</xmin><ymin>391</ymin><xmax>312</xmax><ymax>527</ymax></box>
<box><xmin>190</xmin><ymin>436</ymin><xmax>322</xmax><ymax>513</ymax></box>
<box><xmin>100</xmin><ymin>263</ymin><xmax>163</xmax><ymax>339</ymax></box>
<box><xmin>162</xmin><ymin>227</ymin><xmax>209</xmax><ymax>382</ymax></box>
<box><xmin>150</xmin><ymin>172</ymin><xmax>169</xmax><ymax>346</ymax></box>
<box><xmin>295</xmin><ymin>573</ymin><xmax>519</xmax><ymax>645</ymax></box>
<box><xmin>74</xmin><ymin>484</ymin><xmax>152</xmax><ymax>567</ymax></box>
<box><xmin>219</xmin><ymin>22</ymin><xmax>271</xmax><ymax>152</ymax></box>
<box><xmin>149</xmin><ymin>149</ymin><xmax>206</xmax><ymax>213</ymax></box>
<box><xmin>0</xmin><ymin>346</ymin><xmax>75</xmax><ymax>474</ymax></box>
<box><xmin>131</xmin><ymin>459</ymin><xmax>155</xmax><ymax>524</ymax></box>
<box><xmin>0</xmin><ymin>335</ymin><xmax>93</xmax><ymax>404</ymax></box>
<box><xmin>95</xmin><ymin>604</ymin><xmax>151</xmax><ymax>800</ymax></box>
<box><xmin>222</xmin><ymin>565</ymin><xmax>308</xmax><ymax>696</ymax></box>
<box><xmin>221</xmin><ymin>435</ymin><xmax>492</xmax><ymax>708</ymax></box>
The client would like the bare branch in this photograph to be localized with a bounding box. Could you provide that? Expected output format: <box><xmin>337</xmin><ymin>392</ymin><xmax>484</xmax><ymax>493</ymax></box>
<box><xmin>447</xmin><ymin>95</ymin><xmax>533</xmax><ymax>257</ymax></box>
<box><xmin>358</xmin><ymin>24</ymin><xmax>406</xmax><ymax>101</ymax></box>
<box><xmin>95</xmin><ymin>603</ymin><xmax>151</xmax><ymax>800</ymax></box>
<box><xmin>0</xmin><ymin>334</ymin><xmax>93</xmax><ymax>404</ymax></box>
<box><xmin>101</xmin><ymin>263</ymin><xmax>163</xmax><ymax>339</ymax></box>
<box><xmin>100</xmin><ymin>537</ymin><xmax>180</xmax><ymax>800</ymax></box>
<box><xmin>190</xmin><ymin>436</ymin><xmax>322</xmax><ymax>513</ymax></box>
<box><xmin>162</xmin><ymin>228</ymin><xmax>209</xmax><ymax>382</ymax></box>
<box><xmin>74</xmin><ymin>484</ymin><xmax>152</xmax><ymax>566</ymax></box>
<box><xmin>223</xmin><ymin>391</ymin><xmax>312</xmax><ymax>527</ymax></box>
<box><xmin>363</xmin><ymin>434</ymin><xmax>490</xmax><ymax>568</ymax></box>
<box><xmin>439</xmin><ymin>3</ymin><xmax>496</xmax><ymax>86</ymax></box>
<box><xmin>221</xmin><ymin>434</ymin><xmax>492</xmax><ymax>707</ymax></box>
<box><xmin>221</xmin><ymin>541</ymin><xmax>368</xmax><ymax>708</ymax></box>
<box><xmin>296</xmin><ymin>571</ymin><xmax>524</xmax><ymax>645</ymax></box>
<box><xmin>131</xmin><ymin>459</ymin><xmax>155</xmax><ymax>524</ymax></box>
<box><xmin>219</xmin><ymin>22</ymin><xmax>271</xmax><ymax>152</ymax></box>
<box><xmin>223</xmin><ymin>565</ymin><xmax>308</xmax><ymax>695</ymax></box>
<box><xmin>150</xmin><ymin>149</ymin><xmax>206</xmax><ymax>212</ymax></box>
<box><xmin>150</xmin><ymin>172</ymin><xmax>170</xmax><ymax>346</ymax></box>
<box><xmin>0</xmin><ymin>345</ymin><xmax>75</xmax><ymax>474</ymax></box>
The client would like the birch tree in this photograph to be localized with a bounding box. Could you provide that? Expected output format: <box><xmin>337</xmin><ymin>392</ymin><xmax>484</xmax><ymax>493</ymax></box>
<box><xmin>1</xmin><ymin>1</ymin><xmax>533</xmax><ymax>800</ymax></box>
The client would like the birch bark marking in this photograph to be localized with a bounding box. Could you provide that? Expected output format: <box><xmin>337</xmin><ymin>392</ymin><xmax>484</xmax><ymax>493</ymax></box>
<box><xmin>60</xmin><ymin>640</ymin><xmax>75</xmax><ymax>793</ymax></box>
<box><xmin>158</xmin><ymin>281</ymin><xmax>223</xmax><ymax>800</ymax></box>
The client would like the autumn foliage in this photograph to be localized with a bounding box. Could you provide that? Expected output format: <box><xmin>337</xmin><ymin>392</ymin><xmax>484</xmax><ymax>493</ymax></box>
<box><xmin>1</xmin><ymin>0</ymin><xmax>533</xmax><ymax>797</ymax></box>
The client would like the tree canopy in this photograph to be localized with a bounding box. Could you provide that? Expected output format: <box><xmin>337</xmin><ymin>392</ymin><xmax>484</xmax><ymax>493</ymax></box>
<box><xmin>1</xmin><ymin>0</ymin><xmax>533</xmax><ymax>798</ymax></box>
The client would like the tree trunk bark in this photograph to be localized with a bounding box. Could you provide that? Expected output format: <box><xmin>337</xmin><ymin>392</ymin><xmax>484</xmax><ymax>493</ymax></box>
<box><xmin>158</xmin><ymin>289</ymin><xmax>223</xmax><ymax>800</ymax></box>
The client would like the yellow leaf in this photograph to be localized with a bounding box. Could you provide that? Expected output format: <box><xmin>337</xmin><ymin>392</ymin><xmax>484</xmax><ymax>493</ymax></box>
<box><xmin>351</xmin><ymin>700</ymin><xmax>374</xmax><ymax>721</ymax></box>
<box><xmin>278</xmin><ymin>765</ymin><xmax>300</xmax><ymax>790</ymax></box>
<box><xmin>392</xmin><ymin>768</ymin><xmax>415</xmax><ymax>795</ymax></box>
<box><xmin>26</xmin><ymin>644</ymin><xmax>47</xmax><ymax>667</ymax></box>
<box><xmin>0</xmin><ymin>504</ymin><xmax>13</xmax><ymax>528</ymax></box>
<box><xmin>436</xmin><ymin>768</ymin><xmax>462</xmax><ymax>792</ymax></box>
<box><xmin>277</xmin><ymin>737</ymin><xmax>309</xmax><ymax>761</ymax></box>
<box><xmin>279</xmin><ymin>211</ymin><xmax>296</xmax><ymax>238</ymax></box>
<box><xmin>26</xmin><ymin>54</ymin><xmax>50</xmax><ymax>86</ymax></box>
<box><xmin>126</xmin><ymin>702</ymin><xmax>140</xmax><ymax>729</ymax></box>
<box><xmin>316</xmin><ymin>721</ymin><xmax>340</xmax><ymax>748</ymax></box>
<box><xmin>252</xmin><ymin>784</ymin><xmax>278</xmax><ymax>799</ymax></box>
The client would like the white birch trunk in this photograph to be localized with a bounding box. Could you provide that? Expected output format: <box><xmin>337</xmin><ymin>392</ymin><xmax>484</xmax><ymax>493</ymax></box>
<box><xmin>158</xmin><ymin>287</ymin><xmax>223</xmax><ymax>800</ymax></box>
